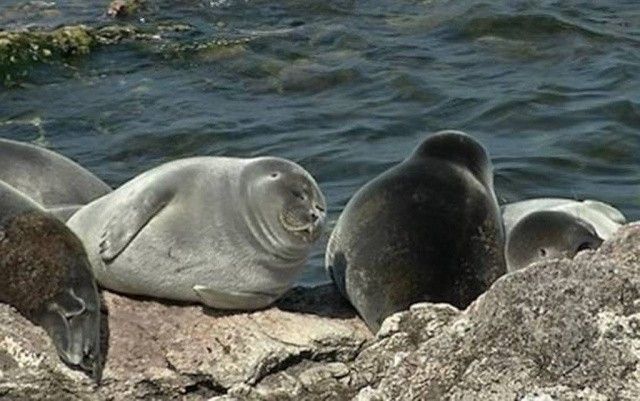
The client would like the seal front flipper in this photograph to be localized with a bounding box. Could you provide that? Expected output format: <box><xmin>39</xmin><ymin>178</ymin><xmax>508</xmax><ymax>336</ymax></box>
<box><xmin>36</xmin><ymin>286</ymin><xmax>102</xmax><ymax>382</ymax></box>
<box><xmin>193</xmin><ymin>285</ymin><xmax>279</xmax><ymax>310</ymax></box>
<box><xmin>35</xmin><ymin>248</ymin><xmax>103</xmax><ymax>382</ymax></box>
<box><xmin>99</xmin><ymin>185</ymin><xmax>175</xmax><ymax>262</ymax></box>
<box><xmin>582</xmin><ymin>200</ymin><xmax>627</xmax><ymax>224</ymax></box>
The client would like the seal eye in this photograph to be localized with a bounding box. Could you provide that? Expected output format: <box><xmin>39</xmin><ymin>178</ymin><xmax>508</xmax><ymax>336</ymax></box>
<box><xmin>270</xmin><ymin>173</ymin><xmax>279</xmax><ymax>179</ymax></box>
<box><xmin>538</xmin><ymin>248</ymin><xmax>547</xmax><ymax>257</ymax></box>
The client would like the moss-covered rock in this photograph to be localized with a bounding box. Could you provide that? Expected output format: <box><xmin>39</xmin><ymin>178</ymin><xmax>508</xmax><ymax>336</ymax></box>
<box><xmin>0</xmin><ymin>23</ymin><xmax>252</xmax><ymax>86</ymax></box>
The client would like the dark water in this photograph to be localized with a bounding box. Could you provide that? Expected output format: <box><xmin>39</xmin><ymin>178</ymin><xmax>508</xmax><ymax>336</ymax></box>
<box><xmin>1</xmin><ymin>0</ymin><xmax>639</xmax><ymax>285</ymax></box>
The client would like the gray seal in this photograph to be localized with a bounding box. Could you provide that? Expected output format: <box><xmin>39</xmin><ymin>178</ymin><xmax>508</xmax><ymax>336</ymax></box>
<box><xmin>0</xmin><ymin>181</ymin><xmax>101</xmax><ymax>381</ymax></box>
<box><xmin>0</xmin><ymin>138</ymin><xmax>112</xmax><ymax>220</ymax></box>
<box><xmin>325</xmin><ymin>130</ymin><xmax>506</xmax><ymax>332</ymax></box>
<box><xmin>505</xmin><ymin>210</ymin><xmax>603</xmax><ymax>271</ymax></box>
<box><xmin>502</xmin><ymin>198</ymin><xmax>626</xmax><ymax>271</ymax></box>
<box><xmin>68</xmin><ymin>156</ymin><xmax>326</xmax><ymax>310</ymax></box>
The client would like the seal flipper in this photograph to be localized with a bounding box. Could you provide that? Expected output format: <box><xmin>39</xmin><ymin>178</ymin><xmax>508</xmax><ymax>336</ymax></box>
<box><xmin>35</xmin><ymin>286</ymin><xmax>102</xmax><ymax>382</ymax></box>
<box><xmin>33</xmin><ymin>251</ymin><xmax>102</xmax><ymax>382</ymax></box>
<box><xmin>582</xmin><ymin>200</ymin><xmax>627</xmax><ymax>224</ymax></box>
<box><xmin>46</xmin><ymin>204</ymin><xmax>83</xmax><ymax>222</ymax></box>
<box><xmin>193</xmin><ymin>285</ymin><xmax>278</xmax><ymax>310</ymax></box>
<box><xmin>99</xmin><ymin>185</ymin><xmax>174</xmax><ymax>262</ymax></box>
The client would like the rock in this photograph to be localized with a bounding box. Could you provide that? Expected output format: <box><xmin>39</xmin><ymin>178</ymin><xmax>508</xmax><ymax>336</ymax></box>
<box><xmin>0</xmin><ymin>284</ymin><xmax>370</xmax><ymax>400</ymax></box>
<box><xmin>0</xmin><ymin>23</ymin><xmax>251</xmax><ymax>85</ymax></box>
<box><xmin>1</xmin><ymin>224</ymin><xmax>639</xmax><ymax>400</ymax></box>
<box><xmin>354</xmin><ymin>222</ymin><xmax>640</xmax><ymax>400</ymax></box>
<box><xmin>99</xmin><ymin>285</ymin><xmax>370</xmax><ymax>399</ymax></box>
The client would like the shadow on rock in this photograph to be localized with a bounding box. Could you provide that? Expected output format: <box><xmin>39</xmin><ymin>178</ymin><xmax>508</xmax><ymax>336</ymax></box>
<box><xmin>276</xmin><ymin>283</ymin><xmax>359</xmax><ymax>319</ymax></box>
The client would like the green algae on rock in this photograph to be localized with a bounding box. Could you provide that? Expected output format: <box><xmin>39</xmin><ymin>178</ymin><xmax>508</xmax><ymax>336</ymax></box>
<box><xmin>0</xmin><ymin>25</ymin><xmax>96</xmax><ymax>86</ymax></box>
<box><xmin>0</xmin><ymin>25</ymin><xmax>93</xmax><ymax>75</ymax></box>
<box><xmin>0</xmin><ymin>23</ymin><xmax>253</xmax><ymax>86</ymax></box>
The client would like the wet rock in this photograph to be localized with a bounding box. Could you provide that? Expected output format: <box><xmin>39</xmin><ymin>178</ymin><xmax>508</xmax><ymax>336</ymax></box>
<box><xmin>0</xmin><ymin>22</ymin><xmax>254</xmax><ymax>85</ymax></box>
<box><xmin>1</xmin><ymin>224</ymin><xmax>639</xmax><ymax>400</ymax></box>
<box><xmin>0</xmin><ymin>25</ymin><xmax>94</xmax><ymax>66</ymax></box>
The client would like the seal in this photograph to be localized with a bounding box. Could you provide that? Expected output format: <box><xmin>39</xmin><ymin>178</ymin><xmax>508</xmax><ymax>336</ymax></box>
<box><xmin>68</xmin><ymin>156</ymin><xmax>326</xmax><ymax>310</ymax></box>
<box><xmin>502</xmin><ymin>198</ymin><xmax>626</xmax><ymax>271</ymax></box>
<box><xmin>0</xmin><ymin>181</ymin><xmax>102</xmax><ymax>381</ymax></box>
<box><xmin>505</xmin><ymin>210</ymin><xmax>603</xmax><ymax>271</ymax></box>
<box><xmin>325</xmin><ymin>130</ymin><xmax>506</xmax><ymax>332</ymax></box>
<box><xmin>502</xmin><ymin>198</ymin><xmax>626</xmax><ymax>240</ymax></box>
<box><xmin>0</xmin><ymin>138</ymin><xmax>112</xmax><ymax>220</ymax></box>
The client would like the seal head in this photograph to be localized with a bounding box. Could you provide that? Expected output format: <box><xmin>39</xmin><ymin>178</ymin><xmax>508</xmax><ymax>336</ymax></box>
<box><xmin>505</xmin><ymin>210</ymin><xmax>603</xmax><ymax>271</ymax></box>
<box><xmin>410</xmin><ymin>129</ymin><xmax>493</xmax><ymax>187</ymax></box>
<box><xmin>241</xmin><ymin>157</ymin><xmax>326</xmax><ymax>257</ymax></box>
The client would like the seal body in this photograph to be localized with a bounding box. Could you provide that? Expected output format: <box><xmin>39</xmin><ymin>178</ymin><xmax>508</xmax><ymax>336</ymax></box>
<box><xmin>326</xmin><ymin>131</ymin><xmax>506</xmax><ymax>332</ymax></box>
<box><xmin>502</xmin><ymin>198</ymin><xmax>626</xmax><ymax>271</ymax></box>
<box><xmin>68</xmin><ymin>156</ymin><xmax>326</xmax><ymax>310</ymax></box>
<box><xmin>0</xmin><ymin>181</ymin><xmax>101</xmax><ymax>381</ymax></box>
<box><xmin>0</xmin><ymin>138</ymin><xmax>112</xmax><ymax>220</ymax></box>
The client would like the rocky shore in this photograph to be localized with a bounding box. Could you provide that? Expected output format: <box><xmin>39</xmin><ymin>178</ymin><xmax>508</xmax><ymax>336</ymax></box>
<box><xmin>1</xmin><ymin>223</ymin><xmax>639</xmax><ymax>400</ymax></box>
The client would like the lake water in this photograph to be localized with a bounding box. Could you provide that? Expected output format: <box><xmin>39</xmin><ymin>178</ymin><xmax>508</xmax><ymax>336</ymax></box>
<box><xmin>1</xmin><ymin>0</ymin><xmax>639</xmax><ymax>285</ymax></box>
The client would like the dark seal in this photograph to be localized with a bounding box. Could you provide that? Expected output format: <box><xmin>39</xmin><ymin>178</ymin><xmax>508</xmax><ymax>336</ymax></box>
<box><xmin>0</xmin><ymin>182</ymin><xmax>102</xmax><ymax>381</ymax></box>
<box><xmin>325</xmin><ymin>130</ymin><xmax>506</xmax><ymax>332</ymax></box>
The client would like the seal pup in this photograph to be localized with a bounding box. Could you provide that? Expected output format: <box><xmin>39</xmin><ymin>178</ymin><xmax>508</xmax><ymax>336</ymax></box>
<box><xmin>325</xmin><ymin>130</ymin><xmax>506</xmax><ymax>332</ymax></box>
<box><xmin>0</xmin><ymin>138</ymin><xmax>112</xmax><ymax>220</ymax></box>
<box><xmin>502</xmin><ymin>198</ymin><xmax>626</xmax><ymax>271</ymax></box>
<box><xmin>0</xmin><ymin>181</ymin><xmax>102</xmax><ymax>381</ymax></box>
<box><xmin>68</xmin><ymin>156</ymin><xmax>326</xmax><ymax>310</ymax></box>
<box><xmin>505</xmin><ymin>210</ymin><xmax>603</xmax><ymax>271</ymax></box>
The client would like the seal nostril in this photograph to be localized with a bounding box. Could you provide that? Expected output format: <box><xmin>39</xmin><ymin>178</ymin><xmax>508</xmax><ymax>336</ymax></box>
<box><xmin>311</xmin><ymin>212</ymin><xmax>319</xmax><ymax>222</ymax></box>
<box><xmin>315</xmin><ymin>204</ymin><xmax>325</xmax><ymax>212</ymax></box>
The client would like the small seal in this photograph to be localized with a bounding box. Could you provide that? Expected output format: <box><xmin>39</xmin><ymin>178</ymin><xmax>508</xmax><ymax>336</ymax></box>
<box><xmin>502</xmin><ymin>198</ymin><xmax>626</xmax><ymax>271</ymax></box>
<box><xmin>68</xmin><ymin>156</ymin><xmax>326</xmax><ymax>310</ymax></box>
<box><xmin>0</xmin><ymin>181</ymin><xmax>102</xmax><ymax>381</ymax></box>
<box><xmin>0</xmin><ymin>138</ymin><xmax>111</xmax><ymax>220</ymax></box>
<box><xmin>505</xmin><ymin>210</ymin><xmax>603</xmax><ymax>271</ymax></box>
<box><xmin>325</xmin><ymin>130</ymin><xmax>506</xmax><ymax>332</ymax></box>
